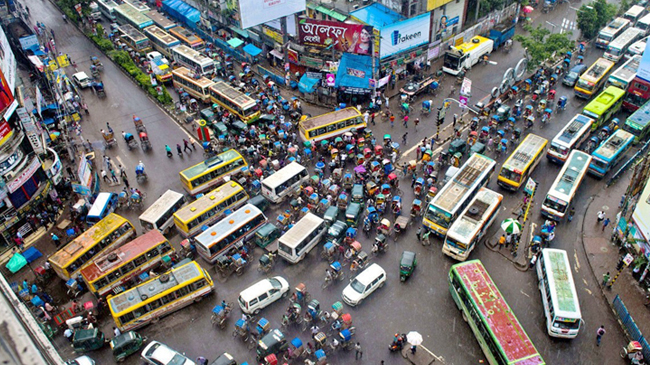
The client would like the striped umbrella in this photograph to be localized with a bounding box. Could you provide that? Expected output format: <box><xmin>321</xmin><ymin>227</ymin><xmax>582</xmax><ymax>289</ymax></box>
<box><xmin>501</xmin><ymin>218</ymin><xmax>522</xmax><ymax>235</ymax></box>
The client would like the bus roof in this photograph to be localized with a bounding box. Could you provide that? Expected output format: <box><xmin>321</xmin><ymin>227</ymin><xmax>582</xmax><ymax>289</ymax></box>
<box><xmin>300</xmin><ymin>107</ymin><xmax>362</xmax><ymax>131</ymax></box>
<box><xmin>553</xmin><ymin>150</ymin><xmax>591</xmax><ymax>196</ymax></box>
<box><xmin>170</xmin><ymin>26</ymin><xmax>203</xmax><ymax>44</ymax></box>
<box><xmin>108</xmin><ymin>261</ymin><xmax>202</xmax><ymax>315</ymax></box>
<box><xmin>261</xmin><ymin>162</ymin><xmax>306</xmax><ymax>190</ymax></box>
<box><xmin>139</xmin><ymin>190</ymin><xmax>185</xmax><ymax>223</ymax></box>
<box><xmin>583</xmin><ymin>86</ymin><xmax>625</xmax><ymax>117</ymax></box>
<box><xmin>446</xmin><ymin>188</ymin><xmax>502</xmax><ymax>241</ymax></box>
<box><xmin>279</xmin><ymin>213</ymin><xmax>324</xmax><ymax>248</ymax></box>
<box><xmin>123</xmin><ymin>0</ymin><xmax>149</xmax><ymax>12</ymax></box>
<box><xmin>49</xmin><ymin>214</ymin><xmax>130</xmax><ymax>268</ymax></box>
<box><xmin>432</xmin><ymin>153</ymin><xmax>495</xmax><ymax>212</ymax></box>
<box><xmin>145</xmin><ymin>10</ymin><xmax>175</xmax><ymax>30</ymax></box>
<box><xmin>88</xmin><ymin>192</ymin><xmax>114</xmax><ymax>217</ymax></box>
<box><xmin>555</xmin><ymin>114</ymin><xmax>593</xmax><ymax>145</ymax></box>
<box><xmin>593</xmin><ymin>129</ymin><xmax>635</xmax><ymax>160</ymax></box>
<box><xmin>603</xmin><ymin>17</ymin><xmax>630</xmax><ymax>33</ymax></box>
<box><xmin>581</xmin><ymin>58</ymin><xmax>615</xmax><ymax>83</ymax></box>
<box><xmin>502</xmin><ymin>134</ymin><xmax>548</xmax><ymax>174</ymax></box>
<box><xmin>454</xmin><ymin>36</ymin><xmax>492</xmax><ymax>54</ymax></box>
<box><xmin>179</xmin><ymin>149</ymin><xmax>243</xmax><ymax>179</ymax></box>
<box><xmin>541</xmin><ymin>249</ymin><xmax>581</xmax><ymax>316</ymax></box>
<box><xmin>174</xmin><ymin>182</ymin><xmax>243</xmax><ymax>222</ymax></box>
<box><xmin>626</xmin><ymin>99</ymin><xmax>650</xmax><ymax>129</ymax></box>
<box><xmin>451</xmin><ymin>260</ymin><xmax>544</xmax><ymax>364</ymax></box>
<box><xmin>626</xmin><ymin>5</ymin><xmax>646</xmax><ymax>17</ymax></box>
<box><xmin>172</xmin><ymin>45</ymin><xmax>212</xmax><ymax>64</ymax></box>
<box><xmin>172</xmin><ymin>67</ymin><xmax>214</xmax><ymax>88</ymax></box>
<box><xmin>611</xmin><ymin>55</ymin><xmax>641</xmax><ymax>82</ymax></box>
<box><xmin>80</xmin><ymin>230</ymin><xmax>167</xmax><ymax>283</ymax></box>
<box><xmin>118</xmin><ymin>24</ymin><xmax>147</xmax><ymax>41</ymax></box>
<box><xmin>144</xmin><ymin>25</ymin><xmax>180</xmax><ymax>46</ymax></box>
<box><xmin>608</xmin><ymin>27</ymin><xmax>644</xmax><ymax>50</ymax></box>
<box><xmin>194</xmin><ymin>204</ymin><xmax>263</xmax><ymax>249</ymax></box>
<box><xmin>115</xmin><ymin>3</ymin><xmax>153</xmax><ymax>27</ymax></box>
<box><xmin>210</xmin><ymin>82</ymin><xmax>257</xmax><ymax>108</ymax></box>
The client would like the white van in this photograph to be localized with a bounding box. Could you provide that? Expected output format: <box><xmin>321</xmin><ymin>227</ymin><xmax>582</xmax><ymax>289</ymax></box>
<box><xmin>238</xmin><ymin>276</ymin><xmax>289</xmax><ymax>314</ymax></box>
<box><xmin>342</xmin><ymin>263</ymin><xmax>386</xmax><ymax>306</ymax></box>
<box><xmin>72</xmin><ymin>72</ymin><xmax>91</xmax><ymax>88</ymax></box>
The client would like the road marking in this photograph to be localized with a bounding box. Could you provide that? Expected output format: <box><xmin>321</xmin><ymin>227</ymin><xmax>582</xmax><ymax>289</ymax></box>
<box><xmin>520</xmin><ymin>289</ymin><xmax>530</xmax><ymax>298</ymax></box>
<box><xmin>573</xmin><ymin>249</ymin><xmax>580</xmax><ymax>271</ymax></box>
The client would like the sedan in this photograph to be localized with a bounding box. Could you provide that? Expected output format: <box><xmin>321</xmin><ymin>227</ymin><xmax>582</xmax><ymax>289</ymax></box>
<box><xmin>141</xmin><ymin>341</ymin><xmax>196</xmax><ymax>365</ymax></box>
<box><xmin>65</xmin><ymin>356</ymin><xmax>95</xmax><ymax>365</ymax></box>
<box><xmin>562</xmin><ymin>64</ymin><xmax>587</xmax><ymax>87</ymax></box>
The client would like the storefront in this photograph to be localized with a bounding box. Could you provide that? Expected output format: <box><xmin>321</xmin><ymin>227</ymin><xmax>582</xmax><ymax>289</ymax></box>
<box><xmin>335</xmin><ymin>53</ymin><xmax>374</xmax><ymax>104</ymax></box>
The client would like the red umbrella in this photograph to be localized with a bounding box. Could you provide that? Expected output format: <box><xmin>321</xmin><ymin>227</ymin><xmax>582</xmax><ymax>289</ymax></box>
<box><xmin>522</xmin><ymin>5</ymin><xmax>534</xmax><ymax>13</ymax></box>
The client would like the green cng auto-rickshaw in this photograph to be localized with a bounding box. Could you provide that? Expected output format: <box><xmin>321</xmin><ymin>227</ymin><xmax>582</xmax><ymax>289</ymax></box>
<box><xmin>110</xmin><ymin>331</ymin><xmax>146</xmax><ymax>362</ymax></box>
<box><xmin>399</xmin><ymin>251</ymin><xmax>417</xmax><ymax>282</ymax></box>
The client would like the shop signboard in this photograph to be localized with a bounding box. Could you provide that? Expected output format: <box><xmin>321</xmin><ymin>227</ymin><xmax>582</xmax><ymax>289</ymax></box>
<box><xmin>326</xmin><ymin>74</ymin><xmax>336</xmax><ymax>87</ymax></box>
<box><xmin>239</xmin><ymin>0</ymin><xmax>306</xmax><ymax>29</ymax></box>
<box><xmin>301</xmin><ymin>56</ymin><xmax>323</xmax><ymax>69</ymax></box>
<box><xmin>7</xmin><ymin>158</ymin><xmax>40</xmax><ymax>194</ymax></box>
<box><xmin>262</xmin><ymin>25</ymin><xmax>284</xmax><ymax>45</ymax></box>
<box><xmin>380</xmin><ymin>13</ymin><xmax>430</xmax><ymax>59</ymax></box>
<box><xmin>297</xmin><ymin>19</ymin><xmax>373</xmax><ymax>55</ymax></box>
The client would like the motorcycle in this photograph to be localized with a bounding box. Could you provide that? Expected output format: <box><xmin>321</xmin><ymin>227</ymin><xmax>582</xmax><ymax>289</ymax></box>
<box><xmin>389</xmin><ymin>334</ymin><xmax>408</xmax><ymax>352</ymax></box>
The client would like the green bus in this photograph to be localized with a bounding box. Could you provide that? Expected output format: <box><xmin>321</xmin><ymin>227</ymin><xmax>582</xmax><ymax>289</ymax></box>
<box><xmin>624</xmin><ymin>99</ymin><xmax>650</xmax><ymax>143</ymax></box>
<box><xmin>582</xmin><ymin>86</ymin><xmax>625</xmax><ymax>131</ymax></box>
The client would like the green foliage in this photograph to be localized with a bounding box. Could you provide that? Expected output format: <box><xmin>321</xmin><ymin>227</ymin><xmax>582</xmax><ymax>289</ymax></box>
<box><xmin>577</xmin><ymin>0</ymin><xmax>617</xmax><ymax>39</ymax></box>
<box><xmin>479</xmin><ymin>0</ymin><xmax>505</xmax><ymax>17</ymax></box>
<box><xmin>618</xmin><ymin>0</ymin><xmax>630</xmax><ymax>16</ymax></box>
<box><xmin>514</xmin><ymin>25</ymin><xmax>574</xmax><ymax>69</ymax></box>
<box><xmin>89</xmin><ymin>34</ymin><xmax>114</xmax><ymax>52</ymax></box>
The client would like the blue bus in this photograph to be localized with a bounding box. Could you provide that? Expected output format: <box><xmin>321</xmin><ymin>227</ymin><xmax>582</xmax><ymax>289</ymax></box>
<box><xmin>588</xmin><ymin>129</ymin><xmax>635</xmax><ymax>178</ymax></box>
<box><xmin>86</xmin><ymin>192</ymin><xmax>118</xmax><ymax>225</ymax></box>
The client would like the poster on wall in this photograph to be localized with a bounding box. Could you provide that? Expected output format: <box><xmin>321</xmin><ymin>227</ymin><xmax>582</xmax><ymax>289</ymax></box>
<box><xmin>239</xmin><ymin>0</ymin><xmax>306</xmax><ymax>29</ymax></box>
<box><xmin>297</xmin><ymin>19</ymin><xmax>374</xmax><ymax>55</ymax></box>
<box><xmin>436</xmin><ymin>15</ymin><xmax>459</xmax><ymax>41</ymax></box>
<box><xmin>379</xmin><ymin>13</ymin><xmax>431</xmax><ymax>59</ymax></box>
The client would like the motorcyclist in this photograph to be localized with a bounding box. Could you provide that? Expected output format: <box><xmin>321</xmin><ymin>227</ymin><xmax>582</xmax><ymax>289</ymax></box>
<box><xmin>136</xmin><ymin>161</ymin><xmax>145</xmax><ymax>176</ymax></box>
<box><xmin>325</xmin><ymin>269</ymin><xmax>333</xmax><ymax>282</ymax></box>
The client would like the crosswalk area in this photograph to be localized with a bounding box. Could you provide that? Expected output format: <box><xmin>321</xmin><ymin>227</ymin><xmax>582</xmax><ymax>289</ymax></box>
<box><xmin>559</xmin><ymin>17</ymin><xmax>576</xmax><ymax>33</ymax></box>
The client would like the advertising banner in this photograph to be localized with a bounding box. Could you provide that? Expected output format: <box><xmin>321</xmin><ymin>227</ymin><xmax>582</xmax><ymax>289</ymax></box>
<box><xmin>380</xmin><ymin>13</ymin><xmax>430</xmax><ymax>59</ymax></box>
<box><xmin>297</xmin><ymin>19</ymin><xmax>373</xmax><ymax>55</ymax></box>
<box><xmin>7</xmin><ymin>158</ymin><xmax>40</xmax><ymax>194</ymax></box>
<box><xmin>239</xmin><ymin>0</ymin><xmax>306</xmax><ymax>29</ymax></box>
<box><xmin>0</xmin><ymin>68</ymin><xmax>16</xmax><ymax>122</ymax></box>
<box><xmin>0</xmin><ymin>27</ymin><xmax>16</xmax><ymax>95</ymax></box>
<box><xmin>262</xmin><ymin>25</ymin><xmax>284</xmax><ymax>45</ymax></box>
<box><xmin>325</xmin><ymin>74</ymin><xmax>336</xmax><ymax>87</ymax></box>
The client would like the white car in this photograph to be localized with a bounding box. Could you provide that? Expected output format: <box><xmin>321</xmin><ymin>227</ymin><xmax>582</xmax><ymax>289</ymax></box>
<box><xmin>342</xmin><ymin>263</ymin><xmax>386</xmax><ymax>306</ymax></box>
<box><xmin>65</xmin><ymin>356</ymin><xmax>95</xmax><ymax>365</ymax></box>
<box><xmin>238</xmin><ymin>276</ymin><xmax>289</xmax><ymax>314</ymax></box>
<box><xmin>141</xmin><ymin>341</ymin><xmax>196</xmax><ymax>365</ymax></box>
<box><xmin>72</xmin><ymin>72</ymin><xmax>91</xmax><ymax>88</ymax></box>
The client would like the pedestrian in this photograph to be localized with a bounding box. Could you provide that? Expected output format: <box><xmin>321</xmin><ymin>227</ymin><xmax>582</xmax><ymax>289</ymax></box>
<box><xmin>416</xmin><ymin>227</ymin><xmax>422</xmax><ymax>241</ymax></box>
<box><xmin>597</xmin><ymin>210</ymin><xmax>606</xmax><ymax>223</ymax></box>
<box><xmin>189</xmin><ymin>137</ymin><xmax>197</xmax><ymax>150</ymax></box>
<box><xmin>113</xmin><ymin>327</ymin><xmax>121</xmax><ymax>337</ymax></box>
<box><xmin>602</xmin><ymin>217</ymin><xmax>611</xmax><ymax>231</ymax></box>
<box><xmin>364</xmin><ymin>111</ymin><xmax>369</xmax><ymax>125</ymax></box>
<box><xmin>122</xmin><ymin>174</ymin><xmax>130</xmax><ymax>188</ymax></box>
<box><xmin>414</xmin><ymin>118</ymin><xmax>419</xmax><ymax>129</ymax></box>
<box><xmin>402</xmin><ymin>133</ymin><xmax>408</xmax><ymax>144</ymax></box>
<box><xmin>110</xmin><ymin>169</ymin><xmax>118</xmax><ymax>183</ymax></box>
<box><xmin>410</xmin><ymin>345</ymin><xmax>417</xmax><ymax>354</ymax></box>
<box><xmin>371</xmin><ymin>112</ymin><xmax>376</xmax><ymax>126</ymax></box>
<box><xmin>505</xmin><ymin>233</ymin><xmax>512</xmax><ymax>248</ymax></box>
<box><xmin>596</xmin><ymin>325</ymin><xmax>606</xmax><ymax>346</ymax></box>
<box><xmin>101</xmin><ymin>169</ymin><xmax>109</xmax><ymax>183</ymax></box>
<box><xmin>403</xmin><ymin>115</ymin><xmax>409</xmax><ymax>127</ymax></box>
<box><xmin>64</xmin><ymin>328</ymin><xmax>74</xmax><ymax>342</ymax></box>
<box><xmin>487</xmin><ymin>137</ymin><xmax>494</xmax><ymax>152</ymax></box>
<box><xmin>602</xmin><ymin>272</ymin><xmax>610</xmax><ymax>286</ymax></box>
<box><xmin>354</xmin><ymin>342</ymin><xmax>362</xmax><ymax>360</ymax></box>
<box><xmin>183</xmin><ymin>139</ymin><xmax>192</xmax><ymax>153</ymax></box>
<box><xmin>385</xmin><ymin>95</ymin><xmax>390</xmax><ymax>109</ymax></box>
<box><xmin>66</xmin><ymin>166</ymin><xmax>75</xmax><ymax>179</ymax></box>
<box><xmin>453</xmin><ymin>113</ymin><xmax>458</xmax><ymax>127</ymax></box>
<box><xmin>176</xmin><ymin>143</ymin><xmax>183</xmax><ymax>156</ymax></box>
<box><xmin>196</xmin><ymin>357</ymin><xmax>208</xmax><ymax>365</ymax></box>
<box><xmin>498</xmin><ymin>234</ymin><xmax>506</xmax><ymax>250</ymax></box>
<box><xmin>50</xmin><ymin>233</ymin><xmax>60</xmax><ymax>247</ymax></box>
<box><xmin>119</xmin><ymin>165</ymin><xmax>127</xmax><ymax>178</ymax></box>
<box><xmin>390</xmin><ymin>114</ymin><xmax>395</xmax><ymax>128</ymax></box>
<box><xmin>568</xmin><ymin>207</ymin><xmax>575</xmax><ymax>222</ymax></box>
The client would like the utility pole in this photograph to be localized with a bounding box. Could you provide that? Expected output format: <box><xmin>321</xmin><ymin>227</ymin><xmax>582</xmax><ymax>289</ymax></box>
<box><xmin>608</xmin><ymin>254</ymin><xmax>633</xmax><ymax>288</ymax></box>
<box><xmin>280</xmin><ymin>16</ymin><xmax>289</xmax><ymax>66</ymax></box>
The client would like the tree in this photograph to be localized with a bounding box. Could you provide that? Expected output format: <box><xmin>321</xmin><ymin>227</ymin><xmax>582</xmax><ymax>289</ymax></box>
<box><xmin>576</xmin><ymin>0</ymin><xmax>617</xmax><ymax>39</ymax></box>
<box><xmin>514</xmin><ymin>25</ymin><xmax>574</xmax><ymax>69</ymax></box>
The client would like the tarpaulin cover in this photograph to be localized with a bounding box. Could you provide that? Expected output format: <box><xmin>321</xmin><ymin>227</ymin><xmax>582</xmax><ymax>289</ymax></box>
<box><xmin>299</xmin><ymin>74</ymin><xmax>320</xmax><ymax>93</ymax></box>
<box><xmin>22</xmin><ymin>247</ymin><xmax>42</xmax><ymax>263</ymax></box>
<box><xmin>335</xmin><ymin>53</ymin><xmax>373</xmax><ymax>89</ymax></box>
<box><xmin>6</xmin><ymin>253</ymin><xmax>27</xmax><ymax>274</ymax></box>
<box><xmin>227</xmin><ymin>38</ymin><xmax>244</xmax><ymax>48</ymax></box>
<box><xmin>162</xmin><ymin>0</ymin><xmax>200</xmax><ymax>25</ymax></box>
<box><xmin>243</xmin><ymin>43</ymin><xmax>262</xmax><ymax>56</ymax></box>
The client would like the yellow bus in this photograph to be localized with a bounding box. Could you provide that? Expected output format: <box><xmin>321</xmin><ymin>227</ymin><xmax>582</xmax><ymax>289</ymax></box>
<box><xmin>108</xmin><ymin>260</ymin><xmax>213</xmax><ymax>331</ymax></box>
<box><xmin>172</xmin><ymin>67</ymin><xmax>215</xmax><ymax>103</ymax></box>
<box><xmin>497</xmin><ymin>134</ymin><xmax>549</xmax><ymax>191</ymax></box>
<box><xmin>298</xmin><ymin>107</ymin><xmax>366</xmax><ymax>143</ymax></box>
<box><xmin>173</xmin><ymin>181</ymin><xmax>249</xmax><ymax>237</ymax></box>
<box><xmin>179</xmin><ymin>149</ymin><xmax>247</xmax><ymax>196</ymax></box>
<box><xmin>48</xmin><ymin>214</ymin><xmax>136</xmax><ymax>280</ymax></box>
<box><xmin>574</xmin><ymin>58</ymin><xmax>616</xmax><ymax>99</ymax></box>
<box><xmin>80</xmin><ymin>230</ymin><xmax>173</xmax><ymax>297</ymax></box>
<box><xmin>169</xmin><ymin>26</ymin><xmax>204</xmax><ymax>50</ymax></box>
<box><xmin>208</xmin><ymin>82</ymin><xmax>261</xmax><ymax>123</ymax></box>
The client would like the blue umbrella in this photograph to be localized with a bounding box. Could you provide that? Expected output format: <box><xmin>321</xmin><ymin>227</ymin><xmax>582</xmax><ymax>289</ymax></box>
<box><xmin>316</xmin><ymin>162</ymin><xmax>325</xmax><ymax>170</ymax></box>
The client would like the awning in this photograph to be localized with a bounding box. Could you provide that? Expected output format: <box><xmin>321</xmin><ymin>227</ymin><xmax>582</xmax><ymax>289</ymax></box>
<box><xmin>28</xmin><ymin>55</ymin><xmax>44</xmax><ymax>72</ymax></box>
<box><xmin>230</xmin><ymin>26</ymin><xmax>249</xmax><ymax>39</ymax></box>
<box><xmin>162</xmin><ymin>0</ymin><xmax>201</xmax><ymax>24</ymax></box>
<box><xmin>6</xmin><ymin>253</ymin><xmax>27</xmax><ymax>274</ymax></box>
<box><xmin>335</xmin><ymin>53</ymin><xmax>373</xmax><ymax>90</ymax></box>
<box><xmin>227</xmin><ymin>38</ymin><xmax>244</xmax><ymax>48</ymax></box>
<box><xmin>315</xmin><ymin>5</ymin><xmax>347</xmax><ymax>22</ymax></box>
<box><xmin>270</xmin><ymin>49</ymin><xmax>284</xmax><ymax>59</ymax></box>
<box><xmin>243</xmin><ymin>44</ymin><xmax>262</xmax><ymax>57</ymax></box>
<box><xmin>299</xmin><ymin>74</ymin><xmax>320</xmax><ymax>93</ymax></box>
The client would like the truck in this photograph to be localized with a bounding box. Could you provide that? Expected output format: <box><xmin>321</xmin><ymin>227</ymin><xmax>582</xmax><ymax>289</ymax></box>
<box><xmin>488</xmin><ymin>23</ymin><xmax>515</xmax><ymax>49</ymax></box>
<box><xmin>89</xmin><ymin>2</ymin><xmax>102</xmax><ymax>21</ymax></box>
<box><xmin>146</xmin><ymin>51</ymin><xmax>172</xmax><ymax>83</ymax></box>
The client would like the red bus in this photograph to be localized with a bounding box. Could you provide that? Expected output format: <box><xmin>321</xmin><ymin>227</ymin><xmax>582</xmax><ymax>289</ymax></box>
<box><xmin>623</xmin><ymin>76</ymin><xmax>650</xmax><ymax>112</ymax></box>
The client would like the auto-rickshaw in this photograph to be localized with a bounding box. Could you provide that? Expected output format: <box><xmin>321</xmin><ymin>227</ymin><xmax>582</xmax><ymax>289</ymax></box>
<box><xmin>351</xmin><ymin>184</ymin><xmax>364</xmax><ymax>203</ymax></box>
<box><xmin>414</xmin><ymin>178</ymin><xmax>425</xmax><ymax>196</ymax></box>
<box><xmin>421</xmin><ymin>149</ymin><xmax>433</xmax><ymax>162</ymax></box>
<box><xmin>328</xmin><ymin>184</ymin><xmax>341</xmax><ymax>199</ymax></box>
<box><xmin>72</xmin><ymin>328</ymin><xmax>106</xmax><ymax>353</ymax></box>
<box><xmin>327</xmin><ymin>220</ymin><xmax>347</xmax><ymax>244</ymax></box>
<box><xmin>537</xmin><ymin>99</ymin><xmax>547</xmax><ymax>115</ymax></box>
<box><xmin>318</xmin><ymin>198</ymin><xmax>331</xmax><ymax>214</ymax></box>
<box><xmin>374</xmin><ymin>145</ymin><xmax>383</xmax><ymax>156</ymax></box>
<box><xmin>380</xmin><ymin>183</ymin><xmax>392</xmax><ymax>197</ymax></box>
<box><xmin>392</xmin><ymin>196</ymin><xmax>402</xmax><ymax>216</ymax></box>
<box><xmin>365</xmin><ymin>181</ymin><xmax>378</xmax><ymax>196</ymax></box>
<box><xmin>332</xmin><ymin>168</ymin><xmax>343</xmax><ymax>183</ymax></box>
<box><xmin>376</xmin><ymin>193</ymin><xmax>386</xmax><ymax>207</ymax></box>
<box><xmin>254</xmin><ymin>223</ymin><xmax>281</xmax><ymax>250</ymax></box>
<box><xmin>323</xmin><ymin>206</ymin><xmax>340</xmax><ymax>225</ymax></box>
<box><xmin>451</xmin><ymin>152</ymin><xmax>463</xmax><ymax>167</ymax></box>
<box><xmin>110</xmin><ymin>331</ymin><xmax>145</xmax><ymax>362</ymax></box>
<box><xmin>373</xmin><ymin>233</ymin><xmax>388</xmax><ymax>254</ymax></box>
<box><xmin>495</xmin><ymin>105</ymin><xmax>511</xmax><ymax>123</ymax></box>
<box><xmin>427</xmin><ymin>186</ymin><xmax>438</xmax><ymax>201</ymax></box>
<box><xmin>377</xmin><ymin>218</ymin><xmax>391</xmax><ymax>235</ymax></box>
<box><xmin>256</xmin><ymin>329</ymin><xmax>288</xmax><ymax>361</ymax></box>
<box><xmin>448</xmin><ymin>138</ymin><xmax>467</xmax><ymax>156</ymax></box>
<box><xmin>337</xmin><ymin>193</ymin><xmax>349</xmax><ymax>210</ymax></box>
<box><xmin>399</xmin><ymin>251</ymin><xmax>417</xmax><ymax>282</ymax></box>
<box><xmin>345</xmin><ymin>202</ymin><xmax>362</xmax><ymax>227</ymax></box>
<box><xmin>470</xmin><ymin>142</ymin><xmax>486</xmax><ymax>155</ymax></box>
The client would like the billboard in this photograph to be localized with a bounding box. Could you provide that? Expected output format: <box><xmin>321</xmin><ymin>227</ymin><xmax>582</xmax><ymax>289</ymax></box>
<box><xmin>0</xmin><ymin>68</ymin><xmax>16</xmax><ymax>123</ymax></box>
<box><xmin>239</xmin><ymin>0</ymin><xmax>306</xmax><ymax>29</ymax></box>
<box><xmin>298</xmin><ymin>19</ymin><xmax>373</xmax><ymax>55</ymax></box>
<box><xmin>639</xmin><ymin>44</ymin><xmax>650</xmax><ymax>83</ymax></box>
<box><xmin>379</xmin><ymin>13</ymin><xmax>430</xmax><ymax>59</ymax></box>
<box><xmin>0</xmin><ymin>26</ymin><xmax>16</xmax><ymax>95</ymax></box>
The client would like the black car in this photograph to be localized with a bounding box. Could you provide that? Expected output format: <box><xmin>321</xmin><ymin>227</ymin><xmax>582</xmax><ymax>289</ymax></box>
<box><xmin>562</xmin><ymin>64</ymin><xmax>587</xmax><ymax>87</ymax></box>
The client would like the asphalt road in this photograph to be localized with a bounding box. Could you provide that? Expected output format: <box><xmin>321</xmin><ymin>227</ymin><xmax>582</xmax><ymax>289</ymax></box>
<box><xmin>25</xmin><ymin>0</ymin><xmax>631</xmax><ymax>364</ymax></box>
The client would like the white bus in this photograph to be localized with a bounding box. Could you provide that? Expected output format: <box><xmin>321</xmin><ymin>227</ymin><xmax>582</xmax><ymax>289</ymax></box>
<box><xmin>536</xmin><ymin>248</ymin><xmax>582</xmax><ymax>338</ymax></box>
<box><xmin>637</xmin><ymin>14</ymin><xmax>650</xmax><ymax>35</ymax></box>
<box><xmin>624</xmin><ymin>36</ymin><xmax>647</xmax><ymax>60</ymax></box>
<box><xmin>278</xmin><ymin>213</ymin><xmax>327</xmax><ymax>263</ymax></box>
<box><xmin>547</xmin><ymin>114</ymin><xmax>594</xmax><ymax>164</ymax></box>
<box><xmin>442</xmin><ymin>188</ymin><xmax>503</xmax><ymax>261</ymax></box>
<box><xmin>170</xmin><ymin>45</ymin><xmax>215</xmax><ymax>76</ymax></box>
<box><xmin>139</xmin><ymin>190</ymin><xmax>186</xmax><ymax>234</ymax></box>
<box><xmin>596</xmin><ymin>17</ymin><xmax>631</xmax><ymax>49</ymax></box>
<box><xmin>624</xmin><ymin>5</ymin><xmax>647</xmax><ymax>26</ymax></box>
<box><xmin>541</xmin><ymin>150</ymin><xmax>591</xmax><ymax>221</ymax></box>
<box><xmin>261</xmin><ymin>162</ymin><xmax>309</xmax><ymax>203</ymax></box>
<box><xmin>604</xmin><ymin>27</ymin><xmax>644</xmax><ymax>62</ymax></box>
<box><xmin>606</xmin><ymin>55</ymin><xmax>641</xmax><ymax>90</ymax></box>
<box><xmin>194</xmin><ymin>204</ymin><xmax>267</xmax><ymax>264</ymax></box>
<box><xmin>96</xmin><ymin>0</ymin><xmax>119</xmax><ymax>21</ymax></box>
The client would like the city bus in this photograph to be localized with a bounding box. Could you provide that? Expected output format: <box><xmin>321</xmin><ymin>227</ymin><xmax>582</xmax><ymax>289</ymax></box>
<box><xmin>581</xmin><ymin>86</ymin><xmax>625</xmax><ymax>130</ymax></box>
<box><xmin>146</xmin><ymin>10</ymin><xmax>176</xmax><ymax>30</ymax></box>
<box><xmin>48</xmin><ymin>214</ymin><xmax>136</xmax><ymax>280</ymax></box>
<box><xmin>172</xmin><ymin>67</ymin><xmax>215</xmax><ymax>103</ymax></box>
<box><xmin>588</xmin><ymin>129</ymin><xmax>635</xmax><ymax>178</ymax></box>
<box><xmin>169</xmin><ymin>26</ymin><xmax>204</xmax><ymax>50</ymax></box>
<box><xmin>209</xmin><ymin>82</ymin><xmax>261</xmax><ymax>123</ymax></box>
<box><xmin>623</xmin><ymin>75</ymin><xmax>650</xmax><ymax>112</ymax></box>
<box><xmin>442</xmin><ymin>188</ymin><xmax>503</xmax><ymax>261</ymax></box>
<box><xmin>113</xmin><ymin>3</ymin><xmax>153</xmax><ymax>29</ymax></box>
<box><xmin>173</xmin><ymin>182</ymin><xmax>248</xmax><ymax>237</ymax></box>
<box><xmin>123</xmin><ymin>0</ymin><xmax>149</xmax><ymax>13</ymax></box>
<box><xmin>194</xmin><ymin>204</ymin><xmax>267</xmax><ymax>264</ymax></box>
<box><xmin>623</xmin><ymin>36</ymin><xmax>647</xmax><ymax>60</ymax></box>
<box><xmin>423</xmin><ymin>153</ymin><xmax>496</xmax><ymax>237</ymax></box>
<box><xmin>541</xmin><ymin>150</ymin><xmax>592</xmax><ymax>221</ymax></box>
<box><xmin>449</xmin><ymin>260</ymin><xmax>545</xmax><ymax>365</ymax></box>
<box><xmin>442</xmin><ymin>36</ymin><xmax>494</xmax><ymax>75</ymax></box>
<box><xmin>108</xmin><ymin>260</ymin><xmax>213</xmax><ymax>331</ymax></box>
<box><xmin>96</xmin><ymin>0</ymin><xmax>119</xmax><ymax>21</ymax></box>
<box><xmin>536</xmin><ymin>249</ymin><xmax>582</xmax><ymax>338</ymax></box>
<box><xmin>86</xmin><ymin>192</ymin><xmax>117</xmax><ymax>225</ymax></box>
<box><xmin>547</xmin><ymin>114</ymin><xmax>594</xmax><ymax>164</ymax></box>
<box><xmin>624</xmin><ymin>5</ymin><xmax>647</xmax><ymax>25</ymax></box>
<box><xmin>278</xmin><ymin>213</ymin><xmax>327</xmax><ymax>263</ymax></box>
<box><xmin>606</xmin><ymin>55</ymin><xmax>640</xmax><ymax>90</ymax></box>
<box><xmin>139</xmin><ymin>190</ymin><xmax>186</xmax><ymax>234</ymax></box>
<box><xmin>261</xmin><ymin>162</ymin><xmax>309</xmax><ymax>203</ymax></box>
<box><xmin>624</xmin><ymin>99</ymin><xmax>650</xmax><ymax>142</ymax></box>
<box><xmin>80</xmin><ymin>230</ymin><xmax>174</xmax><ymax>297</ymax></box>
<box><xmin>179</xmin><ymin>149</ymin><xmax>247</xmax><ymax>196</ymax></box>
<box><xmin>118</xmin><ymin>24</ymin><xmax>151</xmax><ymax>55</ymax></box>
<box><xmin>298</xmin><ymin>107</ymin><xmax>366</xmax><ymax>143</ymax></box>
<box><xmin>497</xmin><ymin>134</ymin><xmax>548</xmax><ymax>191</ymax></box>
<box><xmin>604</xmin><ymin>27</ymin><xmax>644</xmax><ymax>62</ymax></box>
<box><xmin>144</xmin><ymin>25</ymin><xmax>180</xmax><ymax>59</ymax></box>
<box><xmin>575</xmin><ymin>58</ymin><xmax>616</xmax><ymax>98</ymax></box>
<box><xmin>170</xmin><ymin>45</ymin><xmax>215</xmax><ymax>76</ymax></box>
<box><xmin>596</xmin><ymin>17</ymin><xmax>630</xmax><ymax>49</ymax></box>
<box><xmin>636</xmin><ymin>14</ymin><xmax>650</xmax><ymax>35</ymax></box>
